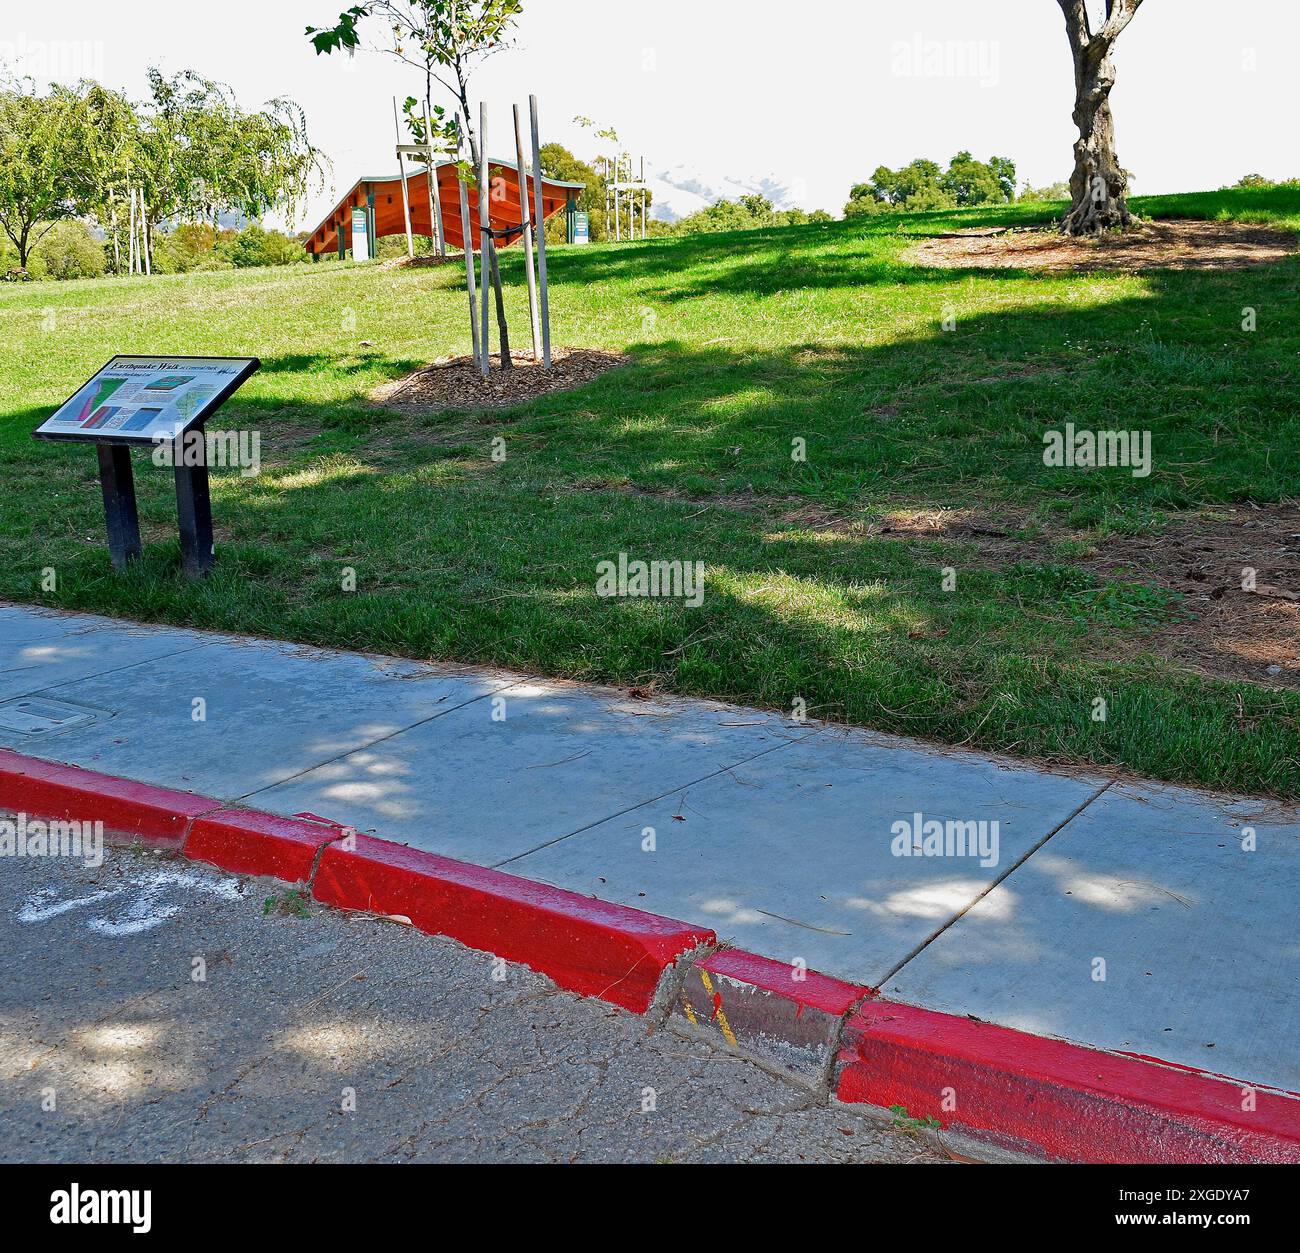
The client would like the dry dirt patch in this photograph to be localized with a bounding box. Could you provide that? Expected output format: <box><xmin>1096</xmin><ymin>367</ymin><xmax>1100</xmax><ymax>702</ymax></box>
<box><xmin>371</xmin><ymin>347</ymin><xmax>629</xmax><ymax>412</ymax></box>
<box><xmin>876</xmin><ymin>503</ymin><xmax>1300</xmax><ymax>688</ymax></box>
<box><xmin>905</xmin><ymin>219</ymin><xmax>1296</xmax><ymax>272</ymax></box>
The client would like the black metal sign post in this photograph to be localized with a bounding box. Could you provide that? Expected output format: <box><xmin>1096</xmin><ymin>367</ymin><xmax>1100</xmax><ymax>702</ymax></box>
<box><xmin>33</xmin><ymin>355</ymin><xmax>259</xmax><ymax>579</ymax></box>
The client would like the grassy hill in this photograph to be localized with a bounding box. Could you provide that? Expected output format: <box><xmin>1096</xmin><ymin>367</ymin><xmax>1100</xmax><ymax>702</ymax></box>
<box><xmin>2</xmin><ymin>187</ymin><xmax>1298</xmax><ymax>795</ymax></box>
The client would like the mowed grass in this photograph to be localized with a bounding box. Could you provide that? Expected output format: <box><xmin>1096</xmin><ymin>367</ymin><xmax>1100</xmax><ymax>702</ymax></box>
<box><xmin>1</xmin><ymin>188</ymin><xmax>1298</xmax><ymax>795</ymax></box>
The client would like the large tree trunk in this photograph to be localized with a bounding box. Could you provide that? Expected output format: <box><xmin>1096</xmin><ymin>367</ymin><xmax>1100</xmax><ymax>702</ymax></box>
<box><xmin>1061</xmin><ymin>40</ymin><xmax>1131</xmax><ymax>233</ymax></box>
<box><xmin>1057</xmin><ymin>0</ymin><xmax>1143</xmax><ymax>236</ymax></box>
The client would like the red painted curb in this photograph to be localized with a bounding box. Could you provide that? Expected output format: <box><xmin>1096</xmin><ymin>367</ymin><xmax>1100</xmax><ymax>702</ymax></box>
<box><xmin>312</xmin><ymin>834</ymin><xmax>715</xmax><ymax>1013</ymax></box>
<box><xmin>835</xmin><ymin>998</ymin><xmax>1300</xmax><ymax>1164</ymax></box>
<box><xmin>0</xmin><ymin>749</ymin><xmax>217</xmax><ymax>847</ymax></box>
<box><xmin>5</xmin><ymin>748</ymin><xmax>1297</xmax><ymax>1163</ymax></box>
<box><xmin>184</xmin><ymin>809</ymin><xmax>343</xmax><ymax>883</ymax></box>
<box><xmin>699</xmin><ymin>950</ymin><xmax>869</xmax><ymax>1015</ymax></box>
<box><xmin>675</xmin><ymin>949</ymin><xmax>868</xmax><ymax>1085</ymax></box>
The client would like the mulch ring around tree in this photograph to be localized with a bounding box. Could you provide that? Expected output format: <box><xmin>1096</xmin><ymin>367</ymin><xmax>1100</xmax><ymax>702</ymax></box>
<box><xmin>371</xmin><ymin>347</ymin><xmax>630</xmax><ymax>411</ymax></box>
<box><xmin>379</xmin><ymin>253</ymin><xmax>461</xmax><ymax>270</ymax></box>
<box><xmin>904</xmin><ymin>219</ymin><xmax>1296</xmax><ymax>272</ymax></box>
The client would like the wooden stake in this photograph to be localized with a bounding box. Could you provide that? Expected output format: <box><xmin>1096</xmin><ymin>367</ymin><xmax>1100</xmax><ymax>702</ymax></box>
<box><xmin>109</xmin><ymin>191</ymin><xmax>120</xmax><ymax>273</ymax></box>
<box><xmin>481</xmin><ymin>106</ymin><xmax>512</xmax><ymax>370</ymax></box>
<box><xmin>477</xmin><ymin>103</ymin><xmax>492</xmax><ymax>376</ymax></box>
<box><xmin>454</xmin><ymin>113</ymin><xmax>482</xmax><ymax>371</ymax></box>
<box><xmin>513</xmin><ymin>103</ymin><xmax>541</xmax><ymax>362</ymax></box>
<box><xmin>127</xmin><ymin>187</ymin><xmax>137</xmax><ymax>275</ymax></box>
<box><xmin>424</xmin><ymin>98</ymin><xmax>446</xmax><ymax>257</ymax></box>
<box><xmin>394</xmin><ymin>97</ymin><xmax>414</xmax><ymax>258</ymax></box>
<box><xmin>529</xmin><ymin>95</ymin><xmax>552</xmax><ymax>369</ymax></box>
<box><xmin>140</xmin><ymin>191</ymin><xmax>151</xmax><ymax>276</ymax></box>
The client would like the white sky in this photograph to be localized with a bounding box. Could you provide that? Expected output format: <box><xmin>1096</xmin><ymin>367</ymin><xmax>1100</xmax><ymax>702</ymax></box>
<box><xmin>4</xmin><ymin>1</ymin><xmax>1295</xmax><ymax>228</ymax></box>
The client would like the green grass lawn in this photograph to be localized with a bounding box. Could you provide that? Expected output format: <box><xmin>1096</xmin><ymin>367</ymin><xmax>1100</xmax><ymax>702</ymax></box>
<box><xmin>2</xmin><ymin>188</ymin><xmax>1299</xmax><ymax>796</ymax></box>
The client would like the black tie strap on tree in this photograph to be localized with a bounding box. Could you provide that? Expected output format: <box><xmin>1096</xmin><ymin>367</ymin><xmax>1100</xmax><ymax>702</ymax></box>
<box><xmin>32</xmin><ymin>355</ymin><xmax>260</xmax><ymax>579</ymax></box>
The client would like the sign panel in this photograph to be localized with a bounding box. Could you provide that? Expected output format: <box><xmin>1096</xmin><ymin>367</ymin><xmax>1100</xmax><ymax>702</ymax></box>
<box><xmin>32</xmin><ymin>356</ymin><xmax>260</xmax><ymax>446</ymax></box>
<box><xmin>572</xmin><ymin>211</ymin><xmax>590</xmax><ymax>245</ymax></box>
<box><xmin>351</xmin><ymin>207</ymin><xmax>370</xmax><ymax>261</ymax></box>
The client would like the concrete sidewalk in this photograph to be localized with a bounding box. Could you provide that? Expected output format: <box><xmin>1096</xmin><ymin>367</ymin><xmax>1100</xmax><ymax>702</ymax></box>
<box><xmin>2</xmin><ymin>602</ymin><xmax>1297</xmax><ymax>1097</ymax></box>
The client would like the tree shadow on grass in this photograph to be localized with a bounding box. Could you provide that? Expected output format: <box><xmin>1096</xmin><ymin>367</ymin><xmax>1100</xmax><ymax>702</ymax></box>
<box><xmin>501</xmin><ymin>195</ymin><xmax>1297</xmax><ymax>306</ymax></box>
<box><xmin>497</xmin><ymin>218</ymin><xmax>965</xmax><ymax>303</ymax></box>
<box><xmin>4</xmin><ymin>247</ymin><xmax>1299</xmax><ymax>795</ymax></box>
<box><xmin>498</xmin><ymin>254</ymin><xmax>1299</xmax><ymax>507</ymax></box>
<box><xmin>15</xmin><ymin>426</ymin><xmax>1299</xmax><ymax>796</ymax></box>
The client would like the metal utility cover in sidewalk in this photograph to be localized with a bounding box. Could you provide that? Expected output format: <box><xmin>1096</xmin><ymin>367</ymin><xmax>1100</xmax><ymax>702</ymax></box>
<box><xmin>14</xmin><ymin>634</ymin><xmax>512</xmax><ymax>800</ymax></box>
<box><xmin>0</xmin><ymin>697</ymin><xmax>105</xmax><ymax>737</ymax></box>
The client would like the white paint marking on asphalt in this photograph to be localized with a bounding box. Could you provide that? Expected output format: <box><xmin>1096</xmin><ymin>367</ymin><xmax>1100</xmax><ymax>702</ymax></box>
<box><xmin>16</xmin><ymin>868</ymin><xmax>243</xmax><ymax>936</ymax></box>
<box><xmin>17</xmin><ymin>886</ymin><xmax>118</xmax><ymax>923</ymax></box>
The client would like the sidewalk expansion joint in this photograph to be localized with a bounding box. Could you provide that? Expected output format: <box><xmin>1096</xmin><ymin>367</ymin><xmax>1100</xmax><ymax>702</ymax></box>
<box><xmin>13</xmin><ymin>639</ymin><xmax>216</xmax><ymax>704</ymax></box>
<box><xmin>230</xmin><ymin>678</ymin><xmax>532</xmax><ymax>804</ymax></box>
<box><xmin>491</xmin><ymin>727</ymin><xmax>823</xmax><ymax>869</ymax></box>
<box><xmin>873</xmin><ymin>776</ymin><xmax>1116</xmax><ymax>988</ymax></box>
<box><xmin>822</xmin><ymin>984</ymin><xmax>882</xmax><ymax>1094</ymax></box>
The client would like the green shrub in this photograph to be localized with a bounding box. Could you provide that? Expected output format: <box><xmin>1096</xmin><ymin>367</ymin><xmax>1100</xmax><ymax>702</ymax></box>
<box><xmin>664</xmin><ymin>196</ymin><xmax>832</xmax><ymax>237</ymax></box>
<box><xmin>1019</xmin><ymin>181</ymin><xmax>1071</xmax><ymax>202</ymax></box>
<box><xmin>376</xmin><ymin>232</ymin><xmax>437</xmax><ymax>259</ymax></box>
<box><xmin>1227</xmin><ymin>174</ymin><xmax>1299</xmax><ymax>190</ymax></box>
<box><xmin>222</xmin><ymin>223</ymin><xmax>306</xmax><ymax>268</ymax></box>
<box><xmin>29</xmin><ymin>221</ymin><xmax>106</xmax><ymax>280</ymax></box>
<box><xmin>151</xmin><ymin>222</ymin><xmax>225</xmax><ymax>273</ymax></box>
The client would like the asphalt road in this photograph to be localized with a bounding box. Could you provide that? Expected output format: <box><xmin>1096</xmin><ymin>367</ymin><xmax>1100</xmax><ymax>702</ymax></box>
<box><xmin>0</xmin><ymin>843</ymin><xmax>943</xmax><ymax>1164</ymax></box>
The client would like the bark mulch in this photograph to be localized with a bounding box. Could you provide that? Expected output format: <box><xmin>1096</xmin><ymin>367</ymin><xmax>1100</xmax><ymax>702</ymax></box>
<box><xmin>371</xmin><ymin>347</ymin><xmax>630</xmax><ymax>411</ymax></box>
<box><xmin>379</xmin><ymin>253</ymin><xmax>460</xmax><ymax>270</ymax></box>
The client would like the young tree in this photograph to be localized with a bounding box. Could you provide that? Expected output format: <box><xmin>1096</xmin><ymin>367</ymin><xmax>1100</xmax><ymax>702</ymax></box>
<box><xmin>307</xmin><ymin>1</ymin><xmax>523</xmax><ymax>367</ymax></box>
<box><xmin>0</xmin><ymin>81</ymin><xmax>96</xmax><ymax>270</ymax></box>
<box><xmin>80</xmin><ymin>83</ymin><xmax>137</xmax><ymax>273</ymax></box>
<box><xmin>1057</xmin><ymin>0</ymin><xmax>1145</xmax><ymax>234</ymax></box>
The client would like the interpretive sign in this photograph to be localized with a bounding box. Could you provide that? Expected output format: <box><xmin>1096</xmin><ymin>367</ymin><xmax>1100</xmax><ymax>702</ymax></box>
<box><xmin>32</xmin><ymin>355</ymin><xmax>260</xmax><ymax>577</ymax></box>
<box><xmin>33</xmin><ymin>356</ymin><xmax>258</xmax><ymax>446</ymax></box>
